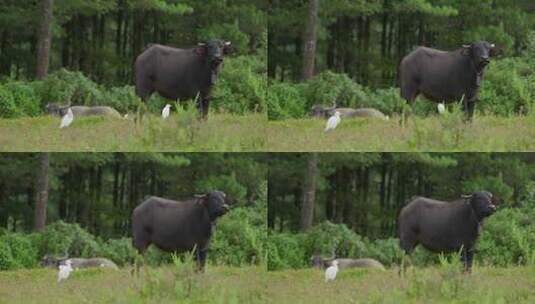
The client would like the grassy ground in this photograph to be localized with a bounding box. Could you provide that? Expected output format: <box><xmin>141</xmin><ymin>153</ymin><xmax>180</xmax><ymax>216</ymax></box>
<box><xmin>265</xmin><ymin>266</ymin><xmax>535</xmax><ymax>304</ymax></box>
<box><xmin>0</xmin><ymin>113</ymin><xmax>266</xmax><ymax>152</ymax></box>
<box><xmin>1</xmin><ymin>264</ymin><xmax>533</xmax><ymax>303</ymax></box>
<box><xmin>0</xmin><ymin>266</ymin><xmax>268</xmax><ymax>304</ymax></box>
<box><xmin>266</xmin><ymin>114</ymin><xmax>535</xmax><ymax>152</ymax></box>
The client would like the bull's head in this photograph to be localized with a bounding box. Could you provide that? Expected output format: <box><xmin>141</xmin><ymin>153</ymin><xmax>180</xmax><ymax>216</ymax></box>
<box><xmin>462</xmin><ymin>41</ymin><xmax>496</xmax><ymax>71</ymax></box>
<box><xmin>197</xmin><ymin>39</ymin><xmax>232</xmax><ymax>85</ymax></box>
<box><xmin>195</xmin><ymin>190</ymin><xmax>230</xmax><ymax>221</ymax></box>
<box><xmin>41</xmin><ymin>252</ymin><xmax>69</xmax><ymax>267</ymax></box>
<box><xmin>462</xmin><ymin>191</ymin><xmax>497</xmax><ymax>220</ymax></box>
<box><xmin>46</xmin><ymin>103</ymin><xmax>71</xmax><ymax>116</ymax></box>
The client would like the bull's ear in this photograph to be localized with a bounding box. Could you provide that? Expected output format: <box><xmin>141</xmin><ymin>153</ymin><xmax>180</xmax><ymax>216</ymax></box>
<box><xmin>489</xmin><ymin>44</ymin><xmax>499</xmax><ymax>57</ymax></box>
<box><xmin>461</xmin><ymin>44</ymin><xmax>471</xmax><ymax>56</ymax></box>
<box><xmin>194</xmin><ymin>46</ymin><xmax>206</xmax><ymax>56</ymax></box>
<box><xmin>223</xmin><ymin>42</ymin><xmax>233</xmax><ymax>55</ymax></box>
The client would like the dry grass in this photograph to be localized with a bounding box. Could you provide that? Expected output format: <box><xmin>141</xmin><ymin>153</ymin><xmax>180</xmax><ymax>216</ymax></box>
<box><xmin>266</xmin><ymin>115</ymin><xmax>535</xmax><ymax>152</ymax></box>
<box><xmin>0</xmin><ymin>113</ymin><xmax>267</xmax><ymax>152</ymax></box>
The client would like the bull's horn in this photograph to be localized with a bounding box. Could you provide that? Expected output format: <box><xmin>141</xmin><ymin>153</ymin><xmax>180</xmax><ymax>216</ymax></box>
<box><xmin>198</xmin><ymin>43</ymin><xmax>206</xmax><ymax>46</ymax></box>
<box><xmin>224</xmin><ymin>41</ymin><xmax>231</xmax><ymax>46</ymax></box>
<box><xmin>461</xmin><ymin>194</ymin><xmax>472</xmax><ymax>199</ymax></box>
<box><xmin>194</xmin><ymin>194</ymin><xmax>206</xmax><ymax>198</ymax></box>
<box><xmin>490</xmin><ymin>43</ymin><xmax>495</xmax><ymax>48</ymax></box>
<box><xmin>462</xmin><ymin>44</ymin><xmax>471</xmax><ymax>48</ymax></box>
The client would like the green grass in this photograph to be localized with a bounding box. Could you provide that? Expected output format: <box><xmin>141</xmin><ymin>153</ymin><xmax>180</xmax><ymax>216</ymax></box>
<box><xmin>1</xmin><ymin>264</ymin><xmax>533</xmax><ymax>303</ymax></box>
<box><xmin>0</xmin><ymin>113</ymin><xmax>266</xmax><ymax>152</ymax></box>
<box><xmin>265</xmin><ymin>266</ymin><xmax>535</xmax><ymax>303</ymax></box>
<box><xmin>266</xmin><ymin>115</ymin><xmax>535</xmax><ymax>152</ymax></box>
<box><xmin>0</xmin><ymin>266</ymin><xmax>268</xmax><ymax>304</ymax></box>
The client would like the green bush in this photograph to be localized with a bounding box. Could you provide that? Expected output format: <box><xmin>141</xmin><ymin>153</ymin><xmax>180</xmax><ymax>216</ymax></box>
<box><xmin>36</xmin><ymin>69</ymin><xmax>105</xmax><ymax>106</ymax></box>
<box><xmin>478</xmin><ymin>207</ymin><xmax>535</xmax><ymax>266</ymax></box>
<box><xmin>213</xmin><ymin>55</ymin><xmax>266</xmax><ymax>114</ymax></box>
<box><xmin>3</xmin><ymin>82</ymin><xmax>41</xmax><ymax>117</ymax></box>
<box><xmin>267</xmin><ymin>81</ymin><xmax>307</xmax><ymax>120</ymax></box>
<box><xmin>267</xmin><ymin>233</ymin><xmax>307</xmax><ymax>270</ymax></box>
<box><xmin>0</xmin><ymin>233</ymin><xmax>39</xmax><ymax>270</ymax></box>
<box><xmin>37</xmin><ymin>221</ymin><xmax>101</xmax><ymax>258</ymax></box>
<box><xmin>210</xmin><ymin>198</ymin><xmax>267</xmax><ymax>266</ymax></box>
<box><xmin>98</xmin><ymin>237</ymin><xmax>137</xmax><ymax>266</ymax></box>
<box><xmin>103</xmin><ymin>85</ymin><xmax>140</xmax><ymax>114</ymax></box>
<box><xmin>303</xmin><ymin>71</ymin><xmax>369</xmax><ymax>110</ymax></box>
<box><xmin>0</xmin><ymin>241</ymin><xmax>15</xmax><ymax>270</ymax></box>
<box><xmin>0</xmin><ymin>84</ymin><xmax>19</xmax><ymax>118</ymax></box>
<box><xmin>480</xmin><ymin>57</ymin><xmax>533</xmax><ymax>115</ymax></box>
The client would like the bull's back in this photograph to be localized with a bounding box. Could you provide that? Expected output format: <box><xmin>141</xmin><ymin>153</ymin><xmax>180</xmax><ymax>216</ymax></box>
<box><xmin>71</xmin><ymin>106</ymin><xmax>121</xmax><ymax>118</ymax></box>
<box><xmin>336</xmin><ymin>258</ymin><xmax>386</xmax><ymax>271</ymax></box>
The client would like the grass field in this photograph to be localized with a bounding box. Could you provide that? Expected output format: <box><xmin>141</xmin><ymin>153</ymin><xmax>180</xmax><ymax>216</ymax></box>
<box><xmin>265</xmin><ymin>266</ymin><xmax>535</xmax><ymax>303</ymax></box>
<box><xmin>0</xmin><ymin>266</ymin><xmax>268</xmax><ymax>304</ymax></box>
<box><xmin>1</xmin><ymin>265</ymin><xmax>533</xmax><ymax>303</ymax></box>
<box><xmin>0</xmin><ymin>113</ymin><xmax>266</xmax><ymax>152</ymax></box>
<box><xmin>266</xmin><ymin>115</ymin><xmax>535</xmax><ymax>152</ymax></box>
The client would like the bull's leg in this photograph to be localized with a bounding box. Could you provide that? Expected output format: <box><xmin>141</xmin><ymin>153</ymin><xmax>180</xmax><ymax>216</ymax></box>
<box><xmin>196</xmin><ymin>249</ymin><xmax>207</xmax><ymax>273</ymax></box>
<box><xmin>399</xmin><ymin>237</ymin><xmax>417</xmax><ymax>277</ymax></box>
<box><xmin>464</xmin><ymin>100</ymin><xmax>476</xmax><ymax>121</ymax></box>
<box><xmin>400</xmin><ymin>83</ymin><xmax>418</xmax><ymax>127</ymax></box>
<box><xmin>196</xmin><ymin>96</ymin><xmax>210</xmax><ymax>120</ymax></box>
<box><xmin>461</xmin><ymin>248</ymin><xmax>474</xmax><ymax>273</ymax></box>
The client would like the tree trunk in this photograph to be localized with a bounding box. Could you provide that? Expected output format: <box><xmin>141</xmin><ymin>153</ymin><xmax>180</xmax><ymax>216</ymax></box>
<box><xmin>300</xmin><ymin>153</ymin><xmax>318</xmax><ymax>231</ymax></box>
<box><xmin>300</xmin><ymin>0</ymin><xmax>319</xmax><ymax>81</ymax></box>
<box><xmin>35</xmin><ymin>0</ymin><xmax>54</xmax><ymax>79</ymax></box>
<box><xmin>33</xmin><ymin>154</ymin><xmax>50</xmax><ymax>231</ymax></box>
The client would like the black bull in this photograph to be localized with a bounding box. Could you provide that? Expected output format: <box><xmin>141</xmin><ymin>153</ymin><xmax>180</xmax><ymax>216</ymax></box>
<box><xmin>132</xmin><ymin>191</ymin><xmax>229</xmax><ymax>270</ymax></box>
<box><xmin>399</xmin><ymin>41</ymin><xmax>497</xmax><ymax>118</ymax></box>
<box><xmin>398</xmin><ymin>191</ymin><xmax>497</xmax><ymax>271</ymax></box>
<box><xmin>134</xmin><ymin>39</ymin><xmax>232</xmax><ymax>119</ymax></box>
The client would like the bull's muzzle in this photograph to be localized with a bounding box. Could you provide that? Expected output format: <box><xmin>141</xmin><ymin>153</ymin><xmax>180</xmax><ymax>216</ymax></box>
<box><xmin>212</xmin><ymin>57</ymin><xmax>223</xmax><ymax>65</ymax></box>
<box><xmin>222</xmin><ymin>204</ymin><xmax>230</xmax><ymax>211</ymax></box>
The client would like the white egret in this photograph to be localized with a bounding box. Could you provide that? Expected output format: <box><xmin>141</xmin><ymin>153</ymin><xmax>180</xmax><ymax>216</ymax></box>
<box><xmin>162</xmin><ymin>104</ymin><xmax>171</xmax><ymax>119</ymax></box>
<box><xmin>59</xmin><ymin>108</ymin><xmax>74</xmax><ymax>128</ymax></box>
<box><xmin>324</xmin><ymin>111</ymin><xmax>341</xmax><ymax>132</ymax></box>
<box><xmin>325</xmin><ymin>260</ymin><xmax>339</xmax><ymax>282</ymax></box>
<box><xmin>437</xmin><ymin>102</ymin><xmax>446</xmax><ymax>114</ymax></box>
<box><xmin>57</xmin><ymin>259</ymin><xmax>73</xmax><ymax>283</ymax></box>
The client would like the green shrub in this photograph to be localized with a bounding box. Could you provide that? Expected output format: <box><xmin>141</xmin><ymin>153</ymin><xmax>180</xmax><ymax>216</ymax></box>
<box><xmin>210</xmin><ymin>199</ymin><xmax>267</xmax><ymax>266</ymax></box>
<box><xmin>38</xmin><ymin>221</ymin><xmax>101</xmax><ymax>258</ymax></box>
<box><xmin>478</xmin><ymin>207</ymin><xmax>535</xmax><ymax>266</ymax></box>
<box><xmin>303</xmin><ymin>71</ymin><xmax>370</xmax><ymax>110</ymax></box>
<box><xmin>0</xmin><ymin>233</ymin><xmax>39</xmax><ymax>270</ymax></box>
<box><xmin>102</xmin><ymin>85</ymin><xmax>140</xmax><ymax>114</ymax></box>
<box><xmin>480</xmin><ymin>57</ymin><xmax>533</xmax><ymax>115</ymax></box>
<box><xmin>0</xmin><ymin>84</ymin><xmax>19</xmax><ymax>118</ymax></box>
<box><xmin>267</xmin><ymin>233</ymin><xmax>307</xmax><ymax>270</ymax></box>
<box><xmin>0</xmin><ymin>241</ymin><xmax>15</xmax><ymax>270</ymax></box>
<box><xmin>99</xmin><ymin>237</ymin><xmax>137</xmax><ymax>266</ymax></box>
<box><xmin>36</xmin><ymin>69</ymin><xmax>105</xmax><ymax>106</ymax></box>
<box><xmin>303</xmin><ymin>221</ymin><xmax>369</xmax><ymax>258</ymax></box>
<box><xmin>213</xmin><ymin>55</ymin><xmax>266</xmax><ymax>114</ymax></box>
<box><xmin>3</xmin><ymin>82</ymin><xmax>41</xmax><ymax>117</ymax></box>
<box><xmin>267</xmin><ymin>81</ymin><xmax>307</xmax><ymax>120</ymax></box>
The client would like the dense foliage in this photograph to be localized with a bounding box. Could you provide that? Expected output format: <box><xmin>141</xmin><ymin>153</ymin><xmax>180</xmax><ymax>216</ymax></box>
<box><xmin>268</xmin><ymin>186</ymin><xmax>535</xmax><ymax>270</ymax></box>
<box><xmin>0</xmin><ymin>0</ymin><xmax>267</xmax><ymax>118</ymax></box>
<box><xmin>269</xmin><ymin>50</ymin><xmax>535</xmax><ymax>119</ymax></box>
<box><xmin>268</xmin><ymin>153</ymin><xmax>535</xmax><ymax>270</ymax></box>
<box><xmin>270</xmin><ymin>0</ymin><xmax>535</xmax><ymax>86</ymax></box>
